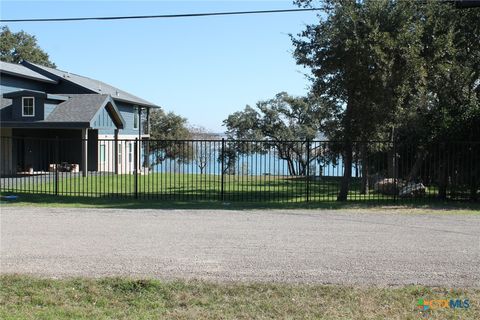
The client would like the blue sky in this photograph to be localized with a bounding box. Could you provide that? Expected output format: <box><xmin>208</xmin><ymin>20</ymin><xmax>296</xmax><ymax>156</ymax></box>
<box><xmin>1</xmin><ymin>1</ymin><xmax>319</xmax><ymax>132</ymax></box>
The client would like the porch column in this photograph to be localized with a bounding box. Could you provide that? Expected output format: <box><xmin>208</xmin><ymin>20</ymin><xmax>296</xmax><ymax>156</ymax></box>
<box><xmin>138</xmin><ymin>107</ymin><xmax>142</xmax><ymax>140</ymax></box>
<box><xmin>81</xmin><ymin>128</ymin><xmax>88</xmax><ymax>177</ymax></box>
<box><xmin>114</xmin><ymin>129</ymin><xmax>119</xmax><ymax>174</ymax></box>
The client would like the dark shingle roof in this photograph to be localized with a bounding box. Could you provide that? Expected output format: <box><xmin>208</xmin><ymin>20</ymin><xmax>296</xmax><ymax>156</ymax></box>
<box><xmin>0</xmin><ymin>61</ymin><xmax>57</xmax><ymax>83</ymax></box>
<box><xmin>46</xmin><ymin>94</ymin><xmax>109</xmax><ymax>122</ymax></box>
<box><xmin>22</xmin><ymin>61</ymin><xmax>159</xmax><ymax>108</ymax></box>
<box><xmin>1</xmin><ymin>93</ymin><xmax>124</xmax><ymax>128</ymax></box>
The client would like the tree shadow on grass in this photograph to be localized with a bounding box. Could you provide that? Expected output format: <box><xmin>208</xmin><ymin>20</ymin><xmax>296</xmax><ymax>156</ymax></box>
<box><xmin>1</xmin><ymin>192</ymin><xmax>479</xmax><ymax>211</ymax></box>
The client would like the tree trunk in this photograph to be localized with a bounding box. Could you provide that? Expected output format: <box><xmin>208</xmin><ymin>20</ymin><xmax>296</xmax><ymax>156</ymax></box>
<box><xmin>469</xmin><ymin>147</ymin><xmax>478</xmax><ymax>201</ymax></box>
<box><xmin>337</xmin><ymin>91</ymin><xmax>357</xmax><ymax>201</ymax></box>
<box><xmin>438</xmin><ymin>145</ymin><xmax>447</xmax><ymax>200</ymax></box>
<box><xmin>360</xmin><ymin>163</ymin><xmax>368</xmax><ymax>195</ymax></box>
<box><xmin>299</xmin><ymin>158</ymin><xmax>307</xmax><ymax>176</ymax></box>
<box><xmin>337</xmin><ymin>142</ymin><xmax>353</xmax><ymax>201</ymax></box>
<box><xmin>287</xmin><ymin>158</ymin><xmax>296</xmax><ymax>176</ymax></box>
<box><xmin>360</xmin><ymin>143</ymin><xmax>368</xmax><ymax>194</ymax></box>
<box><xmin>438</xmin><ymin>166</ymin><xmax>447</xmax><ymax>200</ymax></box>
<box><xmin>470</xmin><ymin>178</ymin><xmax>478</xmax><ymax>202</ymax></box>
<box><xmin>387</xmin><ymin>149</ymin><xmax>396</xmax><ymax>178</ymax></box>
<box><xmin>407</xmin><ymin>149</ymin><xmax>426</xmax><ymax>182</ymax></box>
<box><xmin>469</xmin><ymin>166</ymin><xmax>478</xmax><ymax>202</ymax></box>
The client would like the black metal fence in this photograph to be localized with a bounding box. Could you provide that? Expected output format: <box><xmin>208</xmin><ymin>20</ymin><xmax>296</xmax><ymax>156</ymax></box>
<box><xmin>1</xmin><ymin>136</ymin><xmax>479</xmax><ymax>202</ymax></box>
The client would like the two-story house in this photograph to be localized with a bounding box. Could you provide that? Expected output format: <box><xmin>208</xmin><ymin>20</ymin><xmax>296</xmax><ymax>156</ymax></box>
<box><xmin>0</xmin><ymin>60</ymin><xmax>159</xmax><ymax>176</ymax></box>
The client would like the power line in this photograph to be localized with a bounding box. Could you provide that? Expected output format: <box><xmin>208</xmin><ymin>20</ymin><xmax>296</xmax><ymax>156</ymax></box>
<box><xmin>0</xmin><ymin>8</ymin><xmax>321</xmax><ymax>23</ymax></box>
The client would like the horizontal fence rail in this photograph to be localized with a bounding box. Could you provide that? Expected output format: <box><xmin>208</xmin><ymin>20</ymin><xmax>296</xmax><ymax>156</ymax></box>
<box><xmin>0</xmin><ymin>136</ymin><xmax>479</xmax><ymax>202</ymax></box>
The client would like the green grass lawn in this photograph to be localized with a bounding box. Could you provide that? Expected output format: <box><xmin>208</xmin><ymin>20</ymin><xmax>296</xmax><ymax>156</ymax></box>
<box><xmin>1</xmin><ymin>172</ymin><xmax>449</xmax><ymax>202</ymax></box>
<box><xmin>2</xmin><ymin>172</ymin><xmax>478</xmax><ymax>211</ymax></box>
<box><xmin>1</xmin><ymin>275</ymin><xmax>478</xmax><ymax>320</ymax></box>
<box><xmin>2</xmin><ymin>173</ymin><xmax>345</xmax><ymax>201</ymax></box>
<box><xmin>2</xmin><ymin>192</ymin><xmax>480</xmax><ymax>214</ymax></box>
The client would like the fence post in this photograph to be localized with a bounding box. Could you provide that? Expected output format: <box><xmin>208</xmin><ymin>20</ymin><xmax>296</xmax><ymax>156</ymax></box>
<box><xmin>55</xmin><ymin>136</ymin><xmax>59</xmax><ymax>196</ymax></box>
<box><xmin>134</xmin><ymin>138</ymin><xmax>138</xmax><ymax>199</ymax></box>
<box><xmin>221</xmin><ymin>138</ymin><xmax>225</xmax><ymax>202</ymax></box>
<box><xmin>306</xmin><ymin>140</ymin><xmax>311</xmax><ymax>202</ymax></box>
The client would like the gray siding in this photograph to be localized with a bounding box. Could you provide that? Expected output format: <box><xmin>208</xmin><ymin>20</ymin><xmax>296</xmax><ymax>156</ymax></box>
<box><xmin>92</xmin><ymin>107</ymin><xmax>116</xmax><ymax>129</ymax></box>
<box><xmin>116</xmin><ymin>101</ymin><xmax>140</xmax><ymax>135</ymax></box>
<box><xmin>11</xmin><ymin>95</ymin><xmax>45</xmax><ymax>121</ymax></box>
<box><xmin>98</xmin><ymin>128</ymin><xmax>116</xmax><ymax>135</ymax></box>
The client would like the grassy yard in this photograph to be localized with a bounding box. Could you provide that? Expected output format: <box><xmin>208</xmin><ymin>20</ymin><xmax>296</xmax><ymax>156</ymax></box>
<box><xmin>2</xmin><ymin>173</ymin><xmax>349</xmax><ymax>201</ymax></box>
<box><xmin>0</xmin><ymin>275</ymin><xmax>478</xmax><ymax>319</ymax></box>
<box><xmin>1</xmin><ymin>172</ymin><xmax>450</xmax><ymax>203</ymax></box>
<box><xmin>2</xmin><ymin>191</ymin><xmax>480</xmax><ymax>213</ymax></box>
<box><xmin>2</xmin><ymin>172</ymin><xmax>478</xmax><ymax>212</ymax></box>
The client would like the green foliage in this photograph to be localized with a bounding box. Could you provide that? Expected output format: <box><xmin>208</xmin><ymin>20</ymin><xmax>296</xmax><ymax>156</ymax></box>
<box><xmin>148</xmin><ymin>109</ymin><xmax>193</xmax><ymax>165</ymax></box>
<box><xmin>0</xmin><ymin>26</ymin><xmax>56</xmax><ymax>67</ymax></box>
<box><xmin>293</xmin><ymin>0</ymin><xmax>421</xmax><ymax>141</ymax></box>
<box><xmin>409</xmin><ymin>1</ymin><xmax>480</xmax><ymax>143</ymax></box>
<box><xmin>292</xmin><ymin>0</ymin><xmax>480</xmax><ymax>199</ymax></box>
<box><xmin>293</xmin><ymin>0</ymin><xmax>480</xmax><ymax>143</ymax></box>
<box><xmin>224</xmin><ymin>92</ymin><xmax>324</xmax><ymax>141</ymax></box>
<box><xmin>149</xmin><ymin>109</ymin><xmax>191</xmax><ymax>141</ymax></box>
<box><xmin>223</xmin><ymin>92</ymin><xmax>327</xmax><ymax>175</ymax></box>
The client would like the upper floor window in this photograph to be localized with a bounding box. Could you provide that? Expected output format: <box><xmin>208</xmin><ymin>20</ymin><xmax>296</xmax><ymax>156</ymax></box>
<box><xmin>133</xmin><ymin>106</ymin><xmax>139</xmax><ymax>129</ymax></box>
<box><xmin>22</xmin><ymin>97</ymin><xmax>35</xmax><ymax>117</ymax></box>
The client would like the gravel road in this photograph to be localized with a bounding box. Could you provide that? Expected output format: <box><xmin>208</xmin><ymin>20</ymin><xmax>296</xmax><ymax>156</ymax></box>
<box><xmin>1</xmin><ymin>207</ymin><xmax>479</xmax><ymax>287</ymax></box>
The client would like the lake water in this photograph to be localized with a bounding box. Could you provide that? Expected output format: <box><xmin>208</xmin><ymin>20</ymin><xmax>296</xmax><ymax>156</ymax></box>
<box><xmin>152</xmin><ymin>152</ymin><xmax>348</xmax><ymax>177</ymax></box>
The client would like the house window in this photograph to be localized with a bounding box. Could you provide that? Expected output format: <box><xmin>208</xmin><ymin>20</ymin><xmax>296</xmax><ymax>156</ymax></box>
<box><xmin>133</xmin><ymin>107</ymin><xmax>139</xmax><ymax>129</ymax></box>
<box><xmin>22</xmin><ymin>97</ymin><xmax>35</xmax><ymax>117</ymax></box>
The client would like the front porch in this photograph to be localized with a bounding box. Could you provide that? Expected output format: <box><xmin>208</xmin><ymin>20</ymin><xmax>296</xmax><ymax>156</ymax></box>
<box><xmin>0</xmin><ymin>128</ymin><xmax>98</xmax><ymax>177</ymax></box>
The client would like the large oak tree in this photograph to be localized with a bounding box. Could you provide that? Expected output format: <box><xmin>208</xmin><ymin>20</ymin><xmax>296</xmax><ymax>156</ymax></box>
<box><xmin>223</xmin><ymin>92</ymin><xmax>328</xmax><ymax>176</ymax></box>
<box><xmin>292</xmin><ymin>0</ymin><xmax>480</xmax><ymax>200</ymax></box>
<box><xmin>0</xmin><ymin>26</ymin><xmax>56</xmax><ymax>67</ymax></box>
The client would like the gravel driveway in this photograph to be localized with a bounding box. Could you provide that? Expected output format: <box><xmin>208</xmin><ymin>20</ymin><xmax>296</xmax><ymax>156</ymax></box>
<box><xmin>1</xmin><ymin>207</ymin><xmax>479</xmax><ymax>287</ymax></box>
